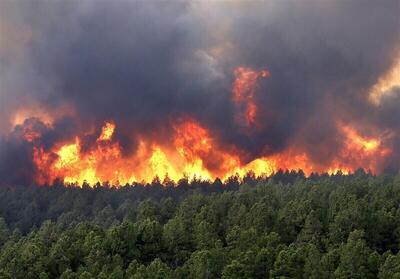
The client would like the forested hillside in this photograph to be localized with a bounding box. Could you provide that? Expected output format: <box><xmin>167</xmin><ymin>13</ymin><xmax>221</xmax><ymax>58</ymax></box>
<box><xmin>1</xmin><ymin>172</ymin><xmax>400</xmax><ymax>278</ymax></box>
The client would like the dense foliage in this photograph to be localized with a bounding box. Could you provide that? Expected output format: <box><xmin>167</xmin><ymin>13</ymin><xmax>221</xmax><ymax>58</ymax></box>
<box><xmin>1</xmin><ymin>171</ymin><xmax>400</xmax><ymax>278</ymax></box>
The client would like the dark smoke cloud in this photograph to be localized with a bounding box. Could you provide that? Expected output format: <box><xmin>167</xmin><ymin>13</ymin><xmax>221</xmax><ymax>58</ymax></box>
<box><xmin>0</xmin><ymin>0</ymin><xmax>400</xmax><ymax>184</ymax></box>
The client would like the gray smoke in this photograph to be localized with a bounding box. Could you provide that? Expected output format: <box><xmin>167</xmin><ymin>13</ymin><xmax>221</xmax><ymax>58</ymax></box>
<box><xmin>0</xmin><ymin>0</ymin><xmax>399</xmax><ymax>184</ymax></box>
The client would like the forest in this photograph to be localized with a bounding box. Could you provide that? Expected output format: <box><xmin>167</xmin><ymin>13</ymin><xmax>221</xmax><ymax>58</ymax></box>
<box><xmin>1</xmin><ymin>170</ymin><xmax>400</xmax><ymax>278</ymax></box>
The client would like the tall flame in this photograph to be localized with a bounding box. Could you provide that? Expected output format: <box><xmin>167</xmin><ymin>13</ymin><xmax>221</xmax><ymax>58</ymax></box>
<box><xmin>232</xmin><ymin>67</ymin><xmax>269</xmax><ymax>127</ymax></box>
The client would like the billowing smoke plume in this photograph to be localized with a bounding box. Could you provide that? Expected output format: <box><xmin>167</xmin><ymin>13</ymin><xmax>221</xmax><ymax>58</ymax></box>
<box><xmin>1</xmin><ymin>0</ymin><xmax>400</xmax><ymax>185</ymax></box>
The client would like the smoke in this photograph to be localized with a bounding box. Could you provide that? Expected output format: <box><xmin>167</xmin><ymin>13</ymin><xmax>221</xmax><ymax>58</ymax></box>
<box><xmin>1</xmin><ymin>0</ymin><xmax>400</xmax><ymax>184</ymax></box>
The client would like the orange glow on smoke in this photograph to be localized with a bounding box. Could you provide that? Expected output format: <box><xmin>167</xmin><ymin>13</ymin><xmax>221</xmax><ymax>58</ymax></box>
<box><xmin>341</xmin><ymin>124</ymin><xmax>380</xmax><ymax>152</ymax></box>
<box><xmin>369</xmin><ymin>56</ymin><xmax>400</xmax><ymax>105</ymax></box>
<box><xmin>22</xmin><ymin>126</ymin><xmax>41</xmax><ymax>143</ymax></box>
<box><xmin>10</xmin><ymin>103</ymin><xmax>75</xmax><ymax>131</ymax></box>
<box><xmin>232</xmin><ymin>67</ymin><xmax>269</xmax><ymax>126</ymax></box>
<box><xmin>333</xmin><ymin>123</ymin><xmax>391</xmax><ymax>173</ymax></box>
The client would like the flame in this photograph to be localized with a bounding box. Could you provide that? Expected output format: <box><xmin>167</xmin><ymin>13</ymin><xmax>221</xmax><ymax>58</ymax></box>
<box><xmin>18</xmin><ymin>67</ymin><xmax>393</xmax><ymax>186</ymax></box>
<box><xmin>332</xmin><ymin>123</ymin><xmax>391</xmax><ymax>172</ymax></box>
<box><xmin>30</xmin><ymin>119</ymin><xmax>274</xmax><ymax>186</ymax></box>
<box><xmin>97</xmin><ymin>122</ymin><xmax>115</xmax><ymax>141</ymax></box>
<box><xmin>341</xmin><ymin>124</ymin><xmax>380</xmax><ymax>152</ymax></box>
<box><xmin>327</xmin><ymin>168</ymin><xmax>350</xmax><ymax>175</ymax></box>
<box><xmin>27</xmin><ymin>118</ymin><xmax>391</xmax><ymax>187</ymax></box>
<box><xmin>232</xmin><ymin>67</ymin><xmax>269</xmax><ymax>126</ymax></box>
<box><xmin>32</xmin><ymin>125</ymin><xmax>136</xmax><ymax>185</ymax></box>
<box><xmin>55</xmin><ymin>140</ymin><xmax>80</xmax><ymax>168</ymax></box>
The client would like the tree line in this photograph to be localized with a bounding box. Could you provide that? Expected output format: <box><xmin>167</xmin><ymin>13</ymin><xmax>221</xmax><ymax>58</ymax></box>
<box><xmin>1</xmin><ymin>170</ymin><xmax>400</xmax><ymax>278</ymax></box>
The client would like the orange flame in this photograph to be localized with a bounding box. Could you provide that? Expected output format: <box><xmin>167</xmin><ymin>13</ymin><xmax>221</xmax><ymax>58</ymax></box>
<box><xmin>97</xmin><ymin>122</ymin><xmax>115</xmax><ymax>141</ymax></box>
<box><xmin>27</xmin><ymin>118</ymin><xmax>391</xmax><ymax>187</ymax></box>
<box><xmin>232</xmin><ymin>67</ymin><xmax>269</xmax><ymax>126</ymax></box>
<box><xmin>19</xmin><ymin>66</ymin><xmax>393</xmax><ymax>186</ymax></box>
<box><xmin>341</xmin><ymin>124</ymin><xmax>380</xmax><ymax>152</ymax></box>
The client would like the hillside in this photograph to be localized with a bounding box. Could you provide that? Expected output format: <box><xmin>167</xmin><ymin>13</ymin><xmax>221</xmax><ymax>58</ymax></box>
<box><xmin>1</xmin><ymin>172</ymin><xmax>400</xmax><ymax>278</ymax></box>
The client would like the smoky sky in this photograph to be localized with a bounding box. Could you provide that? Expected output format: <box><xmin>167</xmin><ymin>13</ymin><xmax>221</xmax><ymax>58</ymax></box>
<box><xmin>1</xmin><ymin>0</ymin><xmax>400</xmax><ymax>184</ymax></box>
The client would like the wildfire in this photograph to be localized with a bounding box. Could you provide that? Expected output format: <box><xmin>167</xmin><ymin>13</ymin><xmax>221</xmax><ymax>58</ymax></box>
<box><xmin>28</xmin><ymin>118</ymin><xmax>271</xmax><ymax>186</ymax></box>
<box><xmin>232</xmin><ymin>67</ymin><xmax>269</xmax><ymax>126</ymax></box>
<box><xmin>26</xmin><ymin>117</ymin><xmax>391</xmax><ymax>187</ymax></box>
<box><xmin>328</xmin><ymin>123</ymin><xmax>391</xmax><ymax>173</ymax></box>
<box><xmin>55</xmin><ymin>140</ymin><xmax>80</xmax><ymax>168</ymax></box>
<box><xmin>12</xmin><ymin>67</ymin><xmax>393</xmax><ymax>187</ymax></box>
<box><xmin>341</xmin><ymin>124</ymin><xmax>380</xmax><ymax>152</ymax></box>
<box><xmin>97</xmin><ymin>122</ymin><xmax>115</xmax><ymax>141</ymax></box>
